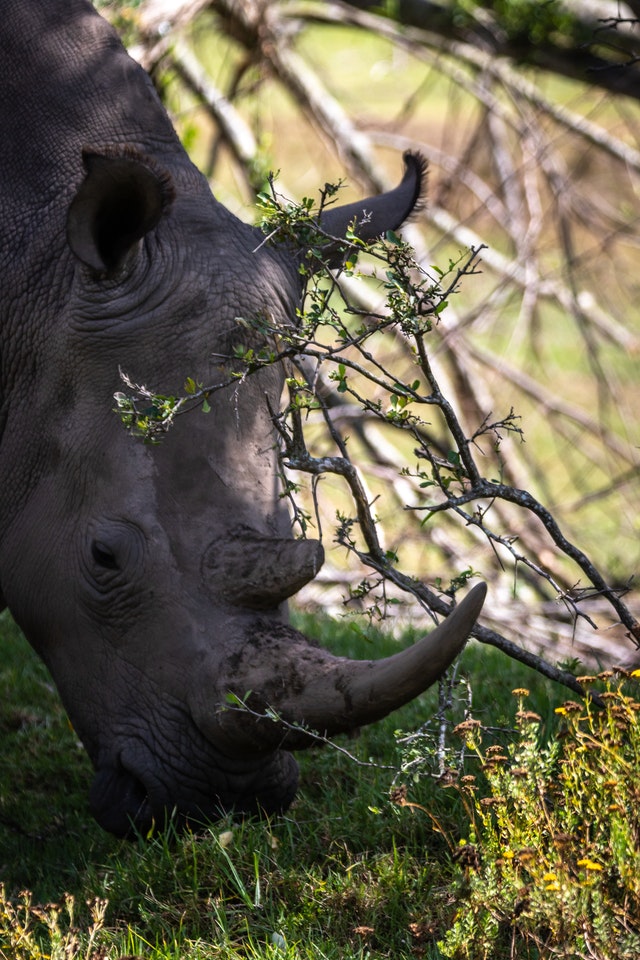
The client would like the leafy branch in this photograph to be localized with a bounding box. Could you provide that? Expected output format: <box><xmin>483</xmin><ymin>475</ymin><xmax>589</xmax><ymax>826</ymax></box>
<box><xmin>113</xmin><ymin>178</ymin><xmax>638</xmax><ymax>696</ymax></box>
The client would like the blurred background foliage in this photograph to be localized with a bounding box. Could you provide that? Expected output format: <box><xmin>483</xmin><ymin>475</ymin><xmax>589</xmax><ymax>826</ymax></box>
<box><xmin>97</xmin><ymin>0</ymin><xmax>640</xmax><ymax>669</ymax></box>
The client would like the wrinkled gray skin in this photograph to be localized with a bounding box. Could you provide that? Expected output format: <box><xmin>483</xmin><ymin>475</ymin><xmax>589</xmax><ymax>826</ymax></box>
<box><xmin>0</xmin><ymin>0</ymin><xmax>486</xmax><ymax>837</ymax></box>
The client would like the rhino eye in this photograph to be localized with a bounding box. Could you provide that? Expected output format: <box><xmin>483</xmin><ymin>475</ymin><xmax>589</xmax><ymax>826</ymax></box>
<box><xmin>91</xmin><ymin>539</ymin><xmax>119</xmax><ymax>570</ymax></box>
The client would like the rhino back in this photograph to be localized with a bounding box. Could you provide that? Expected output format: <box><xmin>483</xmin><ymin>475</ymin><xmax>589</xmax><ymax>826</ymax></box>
<box><xmin>0</xmin><ymin>0</ymin><xmax>187</xmax><ymax>270</ymax></box>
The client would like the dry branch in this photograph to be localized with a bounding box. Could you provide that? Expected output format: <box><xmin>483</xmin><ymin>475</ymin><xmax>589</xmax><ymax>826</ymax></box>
<box><xmin>120</xmin><ymin>0</ymin><xmax>639</xmax><ymax>681</ymax></box>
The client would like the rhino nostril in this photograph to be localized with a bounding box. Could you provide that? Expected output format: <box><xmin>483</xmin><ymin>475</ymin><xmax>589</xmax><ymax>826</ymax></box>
<box><xmin>89</xmin><ymin>762</ymin><xmax>151</xmax><ymax>837</ymax></box>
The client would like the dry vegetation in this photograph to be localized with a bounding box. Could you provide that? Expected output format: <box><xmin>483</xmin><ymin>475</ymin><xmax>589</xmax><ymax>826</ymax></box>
<box><xmin>101</xmin><ymin>0</ymin><xmax>640</xmax><ymax>676</ymax></box>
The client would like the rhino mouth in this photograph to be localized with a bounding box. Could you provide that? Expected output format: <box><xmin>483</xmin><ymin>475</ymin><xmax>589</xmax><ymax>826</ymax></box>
<box><xmin>89</xmin><ymin>748</ymin><xmax>299</xmax><ymax>838</ymax></box>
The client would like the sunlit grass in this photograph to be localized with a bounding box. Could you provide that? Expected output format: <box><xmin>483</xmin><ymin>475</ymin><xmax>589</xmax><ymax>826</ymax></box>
<box><xmin>3</xmin><ymin>611</ymin><xmax>639</xmax><ymax>957</ymax></box>
<box><xmin>440</xmin><ymin>676</ymin><xmax>640</xmax><ymax>958</ymax></box>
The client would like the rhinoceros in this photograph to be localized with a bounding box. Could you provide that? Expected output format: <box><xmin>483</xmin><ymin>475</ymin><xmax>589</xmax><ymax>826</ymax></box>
<box><xmin>0</xmin><ymin>0</ymin><xmax>486</xmax><ymax>836</ymax></box>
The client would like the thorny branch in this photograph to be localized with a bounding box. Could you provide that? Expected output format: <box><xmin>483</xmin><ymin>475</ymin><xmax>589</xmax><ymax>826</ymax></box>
<box><xmin>263</xmin><ymin>205</ymin><xmax>638</xmax><ymax>673</ymax></box>
<box><xmin>223</xmin><ymin>695</ymin><xmax>397</xmax><ymax>771</ymax></box>
<box><xmin>117</xmin><ymin>182</ymin><xmax>637</xmax><ymax>696</ymax></box>
<box><xmin>111</xmin><ymin>0</ymin><xmax>639</xmax><ymax>690</ymax></box>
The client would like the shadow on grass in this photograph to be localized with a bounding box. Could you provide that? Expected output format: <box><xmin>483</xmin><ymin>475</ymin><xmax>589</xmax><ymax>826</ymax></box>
<box><xmin>0</xmin><ymin>604</ymin><xmax>576</xmax><ymax>960</ymax></box>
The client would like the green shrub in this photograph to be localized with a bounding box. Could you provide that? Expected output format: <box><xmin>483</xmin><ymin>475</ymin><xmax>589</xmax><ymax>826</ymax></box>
<box><xmin>439</xmin><ymin>673</ymin><xmax>640</xmax><ymax>959</ymax></box>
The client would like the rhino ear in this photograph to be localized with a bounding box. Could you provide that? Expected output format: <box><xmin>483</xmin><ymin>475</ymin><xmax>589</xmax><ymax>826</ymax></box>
<box><xmin>67</xmin><ymin>148</ymin><xmax>175</xmax><ymax>276</ymax></box>
<box><xmin>316</xmin><ymin>151</ymin><xmax>427</xmax><ymax>266</ymax></box>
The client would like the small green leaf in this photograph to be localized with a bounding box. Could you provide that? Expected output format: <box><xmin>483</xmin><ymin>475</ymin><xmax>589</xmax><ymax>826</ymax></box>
<box><xmin>225</xmin><ymin>690</ymin><xmax>252</xmax><ymax>706</ymax></box>
<box><xmin>202</xmin><ymin>397</ymin><xmax>211</xmax><ymax>414</ymax></box>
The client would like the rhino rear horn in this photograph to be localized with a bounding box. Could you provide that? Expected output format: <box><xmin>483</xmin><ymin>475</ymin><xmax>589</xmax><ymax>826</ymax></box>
<box><xmin>204</xmin><ymin>533</ymin><xmax>325</xmax><ymax>609</ymax></box>
<box><xmin>67</xmin><ymin>148</ymin><xmax>175</xmax><ymax>275</ymax></box>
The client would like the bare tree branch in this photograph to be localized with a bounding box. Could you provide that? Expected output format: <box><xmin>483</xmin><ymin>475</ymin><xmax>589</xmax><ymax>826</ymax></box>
<box><xmin>109</xmin><ymin>0</ymin><xmax>640</xmax><ymax>680</ymax></box>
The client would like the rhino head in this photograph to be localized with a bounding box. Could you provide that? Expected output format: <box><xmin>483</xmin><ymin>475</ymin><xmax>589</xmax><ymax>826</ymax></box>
<box><xmin>0</xmin><ymin>0</ymin><xmax>486</xmax><ymax>836</ymax></box>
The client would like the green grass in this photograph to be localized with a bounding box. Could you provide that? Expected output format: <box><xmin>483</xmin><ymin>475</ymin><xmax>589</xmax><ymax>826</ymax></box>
<box><xmin>0</xmin><ymin>608</ymin><xmax>570</xmax><ymax>959</ymax></box>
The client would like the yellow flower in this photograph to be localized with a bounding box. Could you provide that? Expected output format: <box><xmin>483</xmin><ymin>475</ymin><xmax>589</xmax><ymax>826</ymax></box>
<box><xmin>542</xmin><ymin>872</ymin><xmax>557</xmax><ymax>882</ymax></box>
<box><xmin>631</xmin><ymin>669</ymin><xmax>640</xmax><ymax>679</ymax></box>
<box><xmin>554</xmin><ymin>706</ymin><xmax>567</xmax><ymax>715</ymax></box>
<box><xmin>512</xmin><ymin>688</ymin><xmax>530</xmax><ymax>696</ymax></box>
<box><xmin>503</xmin><ymin>850</ymin><xmax>515</xmax><ymax>860</ymax></box>
<box><xmin>577</xmin><ymin>859</ymin><xmax>602</xmax><ymax>871</ymax></box>
<box><xmin>545</xmin><ymin>881</ymin><xmax>561</xmax><ymax>891</ymax></box>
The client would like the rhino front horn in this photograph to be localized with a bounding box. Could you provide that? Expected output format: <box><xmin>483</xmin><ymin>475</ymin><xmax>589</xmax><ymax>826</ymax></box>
<box><xmin>211</xmin><ymin>582</ymin><xmax>487</xmax><ymax>750</ymax></box>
